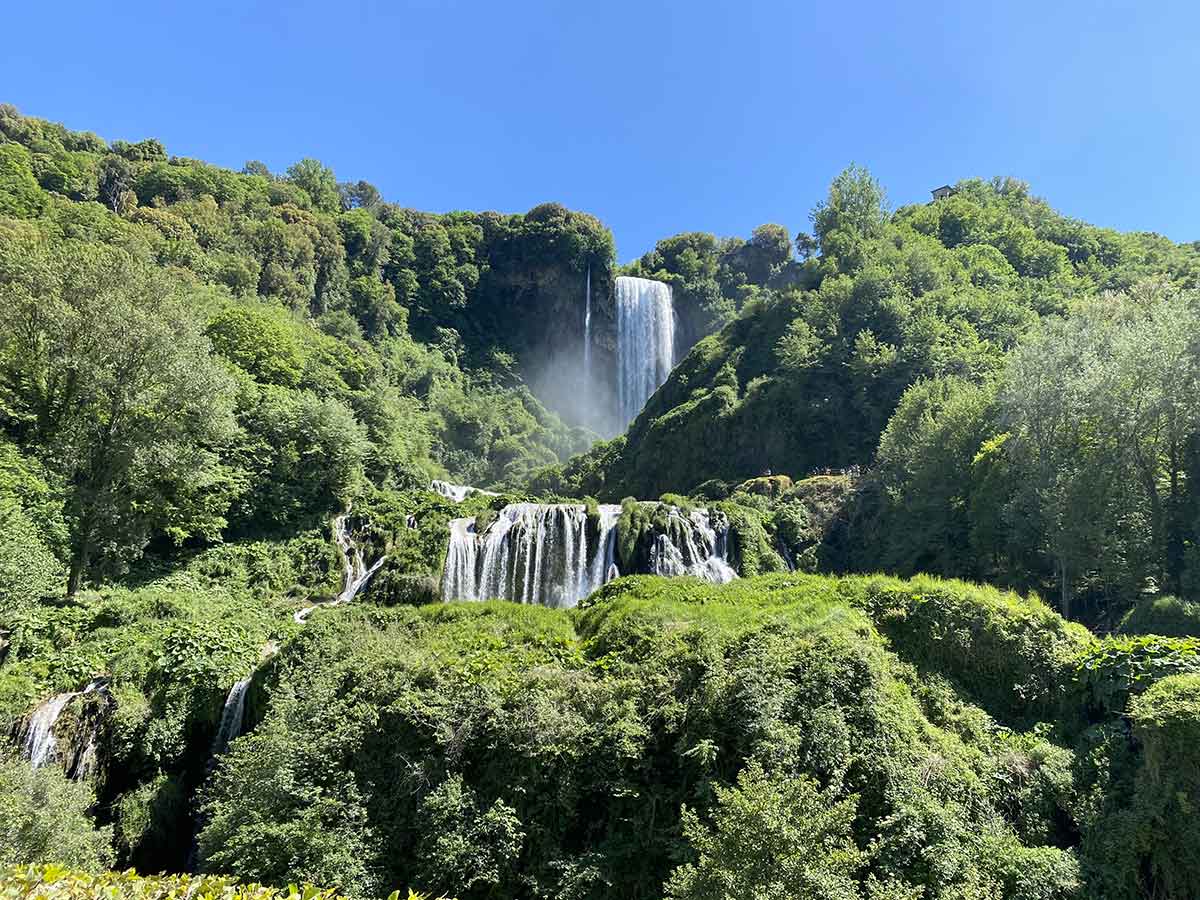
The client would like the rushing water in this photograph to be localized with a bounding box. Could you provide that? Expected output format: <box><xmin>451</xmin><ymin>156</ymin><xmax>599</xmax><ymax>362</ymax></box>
<box><xmin>648</xmin><ymin>508</ymin><xmax>738</xmax><ymax>583</ymax></box>
<box><xmin>616</xmin><ymin>275</ymin><xmax>675</xmax><ymax>427</ymax></box>
<box><xmin>294</xmin><ymin>510</ymin><xmax>387</xmax><ymax>624</ymax></box>
<box><xmin>430</xmin><ymin>480</ymin><xmax>498</xmax><ymax>503</ymax></box>
<box><xmin>21</xmin><ymin>679</ymin><xmax>106</xmax><ymax>774</ymax></box>
<box><xmin>211</xmin><ymin>678</ymin><xmax>251</xmax><ymax>756</ymax></box>
<box><xmin>442</xmin><ymin>502</ymin><xmax>737</xmax><ymax>608</ymax></box>
<box><xmin>442</xmin><ymin>503</ymin><xmax>621</xmax><ymax>608</ymax></box>
<box><xmin>583</xmin><ymin>265</ymin><xmax>592</xmax><ymax>381</ymax></box>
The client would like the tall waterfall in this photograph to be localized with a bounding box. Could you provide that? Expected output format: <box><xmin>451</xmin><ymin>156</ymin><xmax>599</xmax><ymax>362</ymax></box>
<box><xmin>442</xmin><ymin>503</ymin><xmax>621</xmax><ymax>608</ymax></box>
<box><xmin>583</xmin><ymin>265</ymin><xmax>592</xmax><ymax>379</ymax></box>
<box><xmin>616</xmin><ymin>276</ymin><xmax>675</xmax><ymax>426</ymax></box>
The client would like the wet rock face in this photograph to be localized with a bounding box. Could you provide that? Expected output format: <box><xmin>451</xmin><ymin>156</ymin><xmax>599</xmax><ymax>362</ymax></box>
<box><xmin>16</xmin><ymin>680</ymin><xmax>114</xmax><ymax>780</ymax></box>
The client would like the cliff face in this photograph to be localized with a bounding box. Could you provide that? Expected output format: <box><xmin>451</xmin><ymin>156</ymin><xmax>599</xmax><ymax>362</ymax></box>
<box><xmin>482</xmin><ymin>254</ymin><xmax>619</xmax><ymax>435</ymax></box>
<box><xmin>397</xmin><ymin>202</ymin><xmax>622</xmax><ymax>435</ymax></box>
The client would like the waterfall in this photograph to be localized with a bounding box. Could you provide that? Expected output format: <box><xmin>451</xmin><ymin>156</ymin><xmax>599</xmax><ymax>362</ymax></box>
<box><xmin>616</xmin><ymin>276</ymin><xmax>675</xmax><ymax>426</ymax></box>
<box><xmin>441</xmin><ymin>502</ymin><xmax>738</xmax><ymax>608</ymax></box>
<box><xmin>430</xmin><ymin>480</ymin><xmax>498</xmax><ymax>503</ymax></box>
<box><xmin>648</xmin><ymin>508</ymin><xmax>737</xmax><ymax>584</ymax></box>
<box><xmin>22</xmin><ymin>692</ymin><xmax>76</xmax><ymax>769</ymax></box>
<box><xmin>294</xmin><ymin>509</ymin><xmax>386</xmax><ymax>623</ymax></box>
<box><xmin>21</xmin><ymin>679</ymin><xmax>106</xmax><ymax>773</ymax></box>
<box><xmin>583</xmin><ymin>265</ymin><xmax>592</xmax><ymax>380</ymax></box>
<box><xmin>211</xmin><ymin>678</ymin><xmax>251</xmax><ymax>756</ymax></box>
<box><xmin>442</xmin><ymin>503</ymin><xmax>621</xmax><ymax>608</ymax></box>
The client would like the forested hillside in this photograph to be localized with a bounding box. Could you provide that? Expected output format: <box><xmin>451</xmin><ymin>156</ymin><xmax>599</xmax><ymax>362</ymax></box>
<box><xmin>547</xmin><ymin>168</ymin><xmax>1200</xmax><ymax>625</ymax></box>
<box><xmin>4</xmin><ymin>105</ymin><xmax>1200</xmax><ymax>900</ymax></box>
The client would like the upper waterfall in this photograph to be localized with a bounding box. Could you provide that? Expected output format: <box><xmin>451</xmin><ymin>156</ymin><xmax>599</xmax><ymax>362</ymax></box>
<box><xmin>616</xmin><ymin>276</ymin><xmax>675</xmax><ymax>427</ymax></box>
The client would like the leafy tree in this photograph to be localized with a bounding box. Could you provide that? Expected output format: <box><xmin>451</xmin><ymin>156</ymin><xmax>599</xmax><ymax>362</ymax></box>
<box><xmin>0</xmin><ymin>228</ymin><xmax>238</xmax><ymax>593</ymax></box>
<box><xmin>0</xmin><ymin>751</ymin><xmax>114</xmax><ymax>870</ymax></box>
<box><xmin>339</xmin><ymin>179</ymin><xmax>383</xmax><ymax>212</ymax></box>
<box><xmin>411</xmin><ymin>775</ymin><xmax>524</xmax><ymax>897</ymax></box>
<box><xmin>666</xmin><ymin>762</ymin><xmax>867</xmax><ymax>900</ymax></box>
<box><xmin>207</xmin><ymin>304</ymin><xmax>307</xmax><ymax>387</ymax></box>
<box><xmin>97</xmin><ymin>154</ymin><xmax>133</xmax><ymax>212</ymax></box>
<box><xmin>287</xmin><ymin>158</ymin><xmax>341</xmax><ymax>215</ymax></box>
<box><xmin>811</xmin><ymin>164</ymin><xmax>888</xmax><ymax>263</ymax></box>
<box><xmin>0</xmin><ymin>143</ymin><xmax>46</xmax><ymax>217</ymax></box>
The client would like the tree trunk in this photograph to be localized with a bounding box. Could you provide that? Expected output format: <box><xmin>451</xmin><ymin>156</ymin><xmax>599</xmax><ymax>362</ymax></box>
<box><xmin>67</xmin><ymin>529</ymin><xmax>92</xmax><ymax>598</ymax></box>
<box><xmin>1059</xmin><ymin>561</ymin><xmax>1071</xmax><ymax>622</ymax></box>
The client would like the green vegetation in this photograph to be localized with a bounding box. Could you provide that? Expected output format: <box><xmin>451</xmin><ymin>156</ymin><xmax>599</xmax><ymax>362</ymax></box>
<box><xmin>554</xmin><ymin>174</ymin><xmax>1200</xmax><ymax>621</ymax></box>
<box><xmin>5</xmin><ymin>103</ymin><xmax>1200</xmax><ymax>900</ymax></box>
<box><xmin>0</xmin><ymin>866</ymin><xmax>448</xmax><ymax>900</ymax></box>
<box><xmin>0</xmin><ymin>755</ymin><xmax>113</xmax><ymax>871</ymax></box>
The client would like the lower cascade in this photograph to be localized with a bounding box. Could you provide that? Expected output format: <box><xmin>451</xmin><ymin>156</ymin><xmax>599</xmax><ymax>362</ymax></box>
<box><xmin>211</xmin><ymin>678</ymin><xmax>251</xmax><ymax>757</ymax></box>
<box><xmin>19</xmin><ymin>679</ymin><xmax>108</xmax><ymax>779</ymax></box>
<box><xmin>616</xmin><ymin>275</ymin><xmax>675</xmax><ymax>427</ymax></box>
<box><xmin>649</xmin><ymin>508</ymin><xmax>738</xmax><ymax>583</ymax></box>
<box><xmin>443</xmin><ymin>503</ymin><xmax>620</xmax><ymax>608</ymax></box>
<box><xmin>294</xmin><ymin>509</ymin><xmax>386</xmax><ymax>623</ymax></box>
<box><xmin>442</xmin><ymin>502</ymin><xmax>736</xmax><ymax>607</ymax></box>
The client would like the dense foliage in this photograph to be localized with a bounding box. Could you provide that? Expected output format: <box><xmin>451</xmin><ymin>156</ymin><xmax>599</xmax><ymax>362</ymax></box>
<box><xmin>4</xmin><ymin>103</ymin><xmax>1200</xmax><ymax>900</ymax></box>
<box><xmin>553</xmin><ymin>170</ymin><xmax>1199</xmax><ymax>506</ymax></box>
<box><xmin>0</xmin><ymin>865</ymin><xmax>447</xmax><ymax>900</ymax></box>
<box><xmin>0</xmin><ymin>102</ymin><xmax>607</xmax><ymax>584</ymax></box>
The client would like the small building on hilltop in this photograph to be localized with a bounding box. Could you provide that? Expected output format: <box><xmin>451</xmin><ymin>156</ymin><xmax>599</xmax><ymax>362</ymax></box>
<box><xmin>930</xmin><ymin>184</ymin><xmax>957</xmax><ymax>201</ymax></box>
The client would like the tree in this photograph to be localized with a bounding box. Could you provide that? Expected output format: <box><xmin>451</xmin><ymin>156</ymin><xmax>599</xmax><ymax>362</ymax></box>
<box><xmin>0</xmin><ymin>751</ymin><xmax>114</xmax><ymax>870</ymax></box>
<box><xmin>737</xmin><ymin>223</ymin><xmax>793</xmax><ymax>284</ymax></box>
<box><xmin>339</xmin><ymin>179</ymin><xmax>383</xmax><ymax>212</ymax></box>
<box><xmin>873</xmin><ymin>376</ymin><xmax>997</xmax><ymax>578</ymax></box>
<box><xmin>0</xmin><ymin>228</ymin><xmax>239</xmax><ymax>594</ymax></box>
<box><xmin>0</xmin><ymin>143</ymin><xmax>46</xmax><ymax>217</ymax></box>
<box><xmin>666</xmin><ymin>762</ymin><xmax>867</xmax><ymax>900</ymax></box>
<box><xmin>811</xmin><ymin>164</ymin><xmax>888</xmax><ymax>255</ymax></box>
<box><xmin>996</xmin><ymin>288</ymin><xmax>1200</xmax><ymax>618</ymax></box>
<box><xmin>97</xmin><ymin>154</ymin><xmax>133</xmax><ymax>212</ymax></box>
<box><xmin>286</xmin><ymin>158</ymin><xmax>341</xmax><ymax>214</ymax></box>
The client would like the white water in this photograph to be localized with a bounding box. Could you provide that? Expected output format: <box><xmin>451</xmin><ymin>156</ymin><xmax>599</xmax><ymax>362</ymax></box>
<box><xmin>442</xmin><ymin>503</ymin><xmax>621</xmax><ymax>608</ymax></box>
<box><xmin>442</xmin><ymin>502</ymin><xmax>738</xmax><ymax>608</ymax></box>
<box><xmin>583</xmin><ymin>265</ymin><xmax>592</xmax><ymax>380</ymax></box>
<box><xmin>616</xmin><ymin>276</ymin><xmax>675</xmax><ymax>427</ymax></box>
<box><xmin>649</xmin><ymin>508</ymin><xmax>737</xmax><ymax>583</ymax></box>
<box><xmin>211</xmin><ymin>678</ymin><xmax>251</xmax><ymax>756</ymax></box>
<box><xmin>294</xmin><ymin>510</ymin><xmax>387</xmax><ymax>623</ymax></box>
<box><xmin>22</xmin><ymin>679</ymin><xmax>105</xmax><ymax>772</ymax></box>
<box><xmin>430</xmin><ymin>480</ymin><xmax>498</xmax><ymax>503</ymax></box>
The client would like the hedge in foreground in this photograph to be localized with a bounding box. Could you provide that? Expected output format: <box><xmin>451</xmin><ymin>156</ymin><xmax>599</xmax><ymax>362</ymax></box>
<box><xmin>0</xmin><ymin>867</ymin><xmax>448</xmax><ymax>900</ymax></box>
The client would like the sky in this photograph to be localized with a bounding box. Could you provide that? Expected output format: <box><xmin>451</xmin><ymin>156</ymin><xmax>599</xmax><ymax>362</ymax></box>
<box><xmin>3</xmin><ymin>0</ymin><xmax>1197</xmax><ymax>260</ymax></box>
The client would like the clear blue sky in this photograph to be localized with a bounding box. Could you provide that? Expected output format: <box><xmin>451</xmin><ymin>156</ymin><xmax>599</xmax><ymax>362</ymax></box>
<box><xmin>4</xmin><ymin>0</ymin><xmax>1196</xmax><ymax>260</ymax></box>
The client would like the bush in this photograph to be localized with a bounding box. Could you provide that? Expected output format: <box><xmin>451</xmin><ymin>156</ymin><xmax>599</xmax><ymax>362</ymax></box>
<box><xmin>1128</xmin><ymin>674</ymin><xmax>1200</xmax><ymax>899</ymax></box>
<box><xmin>0</xmin><ymin>753</ymin><xmax>113</xmax><ymax>871</ymax></box>
<box><xmin>1118</xmin><ymin>595</ymin><xmax>1200</xmax><ymax>637</ymax></box>
<box><xmin>0</xmin><ymin>866</ymin><xmax>451</xmax><ymax>900</ymax></box>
